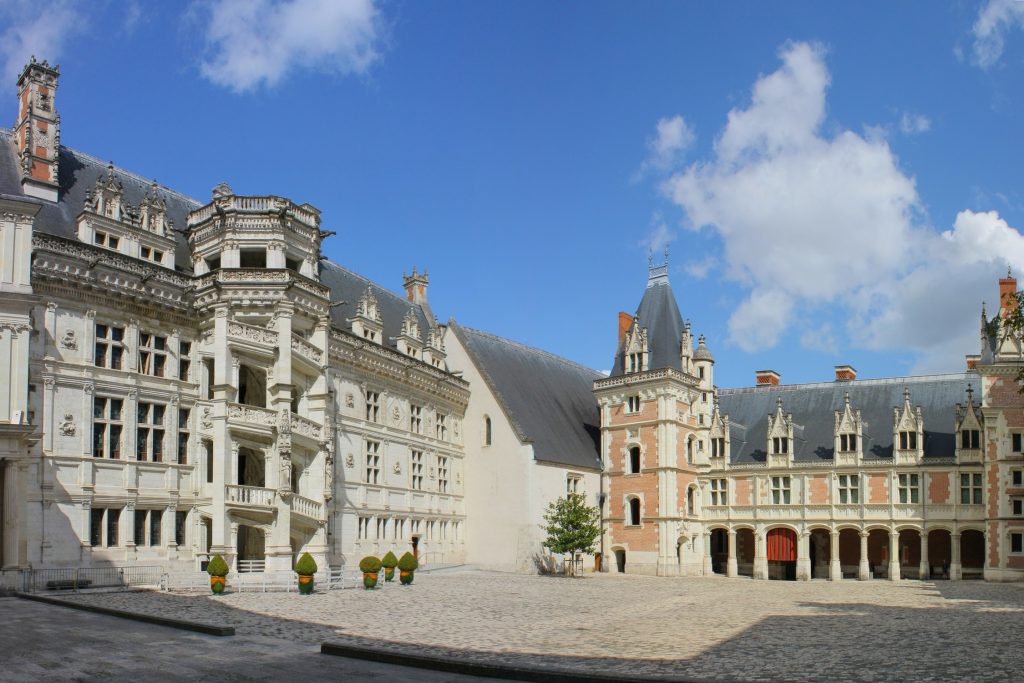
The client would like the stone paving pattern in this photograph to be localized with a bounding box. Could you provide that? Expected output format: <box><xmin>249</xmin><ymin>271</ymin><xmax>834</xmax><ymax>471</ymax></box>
<box><xmin>57</xmin><ymin>572</ymin><xmax>1024</xmax><ymax>681</ymax></box>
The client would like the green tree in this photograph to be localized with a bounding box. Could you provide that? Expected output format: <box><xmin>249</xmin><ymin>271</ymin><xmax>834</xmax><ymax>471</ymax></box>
<box><xmin>541</xmin><ymin>493</ymin><xmax>601</xmax><ymax>576</ymax></box>
<box><xmin>994</xmin><ymin>289</ymin><xmax>1024</xmax><ymax>389</ymax></box>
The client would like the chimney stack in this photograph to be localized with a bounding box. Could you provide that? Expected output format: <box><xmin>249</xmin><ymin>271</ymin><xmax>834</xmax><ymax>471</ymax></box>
<box><xmin>999</xmin><ymin>269</ymin><xmax>1018</xmax><ymax>319</ymax></box>
<box><xmin>402</xmin><ymin>267</ymin><xmax>435</xmax><ymax>326</ymax></box>
<box><xmin>834</xmin><ymin>365</ymin><xmax>857</xmax><ymax>382</ymax></box>
<box><xmin>618</xmin><ymin>312</ymin><xmax>633</xmax><ymax>346</ymax></box>
<box><xmin>966</xmin><ymin>354</ymin><xmax>980</xmax><ymax>371</ymax></box>
<box><xmin>14</xmin><ymin>56</ymin><xmax>60</xmax><ymax>202</ymax></box>
<box><xmin>755</xmin><ymin>370</ymin><xmax>780</xmax><ymax>386</ymax></box>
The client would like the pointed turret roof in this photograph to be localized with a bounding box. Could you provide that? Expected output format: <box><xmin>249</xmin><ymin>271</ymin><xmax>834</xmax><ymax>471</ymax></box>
<box><xmin>610</xmin><ymin>258</ymin><xmax>686</xmax><ymax>375</ymax></box>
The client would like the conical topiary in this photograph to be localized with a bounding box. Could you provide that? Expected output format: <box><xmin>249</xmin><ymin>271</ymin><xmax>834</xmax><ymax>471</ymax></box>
<box><xmin>397</xmin><ymin>551</ymin><xmax>418</xmax><ymax>585</ymax></box>
<box><xmin>381</xmin><ymin>551</ymin><xmax>398</xmax><ymax>581</ymax></box>
<box><xmin>207</xmin><ymin>554</ymin><xmax>229</xmax><ymax>577</ymax></box>
<box><xmin>295</xmin><ymin>552</ymin><xmax>318</xmax><ymax>576</ymax></box>
<box><xmin>358</xmin><ymin>555</ymin><xmax>382</xmax><ymax>573</ymax></box>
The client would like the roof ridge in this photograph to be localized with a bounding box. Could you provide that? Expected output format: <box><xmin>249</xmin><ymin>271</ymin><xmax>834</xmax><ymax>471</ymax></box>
<box><xmin>719</xmin><ymin>372</ymin><xmax>977</xmax><ymax>395</ymax></box>
<box><xmin>458</xmin><ymin>324</ymin><xmax>602</xmax><ymax>377</ymax></box>
<box><xmin>57</xmin><ymin>143</ymin><xmax>203</xmax><ymax>208</ymax></box>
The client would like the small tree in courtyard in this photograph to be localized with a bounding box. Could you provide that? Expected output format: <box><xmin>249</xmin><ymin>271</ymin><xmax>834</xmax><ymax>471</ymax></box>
<box><xmin>542</xmin><ymin>493</ymin><xmax>601</xmax><ymax>577</ymax></box>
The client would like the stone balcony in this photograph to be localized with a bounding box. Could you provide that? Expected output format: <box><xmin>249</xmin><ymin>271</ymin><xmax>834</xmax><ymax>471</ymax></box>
<box><xmin>289</xmin><ymin>493</ymin><xmax>324</xmax><ymax>524</ymax></box>
<box><xmin>226</xmin><ymin>402</ymin><xmax>277</xmax><ymax>436</ymax></box>
<box><xmin>225</xmin><ymin>484</ymin><xmax>276</xmax><ymax>512</ymax></box>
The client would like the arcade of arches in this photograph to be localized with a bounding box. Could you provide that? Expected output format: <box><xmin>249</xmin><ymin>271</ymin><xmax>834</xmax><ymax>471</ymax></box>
<box><xmin>702</xmin><ymin>526</ymin><xmax>985</xmax><ymax>581</ymax></box>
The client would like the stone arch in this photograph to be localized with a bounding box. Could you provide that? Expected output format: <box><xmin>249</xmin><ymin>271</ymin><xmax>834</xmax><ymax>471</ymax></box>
<box><xmin>927</xmin><ymin>528</ymin><xmax>952</xmax><ymax>579</ymax></box>
<box><xmin>898</xmin><ymin>528</ymin><xmax>922</xmax><ymax>579</ymax></box>
<box><xmin>709</xmin><ymin>528</ymin><xmax>728</xmax><ymax>574</ymax></box>
<box><xmin>610</xmin><ymin>545</ymin><xmax>627</xmax><ymax>573</ymax></box>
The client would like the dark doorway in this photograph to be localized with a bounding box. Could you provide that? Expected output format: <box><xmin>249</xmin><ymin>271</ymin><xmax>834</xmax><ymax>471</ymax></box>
<box><xmin>767</xmin><ymin>528</ymin><xmax>797</xmax><ymax>580</ymax></box>
<box><xmin>614</xmin><ymin>548</ymin><xmax>626</xmax><ymax>573</ymax></box>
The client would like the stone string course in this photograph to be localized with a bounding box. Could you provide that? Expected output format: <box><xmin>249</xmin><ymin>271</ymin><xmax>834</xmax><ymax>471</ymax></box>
<box><xmin>59</xmin><ymin>572</ymin><xmax>1024</xmax><ymax>681</ymax></box>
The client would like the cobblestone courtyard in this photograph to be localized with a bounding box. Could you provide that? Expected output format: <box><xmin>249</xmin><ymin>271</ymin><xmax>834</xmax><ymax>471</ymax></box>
<box><xmin>55</xmin><ymin>572</ymin><xmax>1024</xmax><ymax>681</ymax></box>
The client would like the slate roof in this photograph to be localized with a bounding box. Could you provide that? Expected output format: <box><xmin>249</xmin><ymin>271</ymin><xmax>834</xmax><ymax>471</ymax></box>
<box><xmin>718</xmin><ymin>373</ymin><xmax>979</xmax><ymax>465</ymax></box>
<box><xmin>449</xmin><ymin>322</ymin><xmax>602</xmax><ymax>471</ymax></box>
<box><xmin>0</xmin><ymin>132</ymin><xmax>436</xmax><ymax>354</ymax></box>
<box><xmin>610</xmin><ymin>264</ymin><xmax>693</xmax><ymax>376</ymax></box>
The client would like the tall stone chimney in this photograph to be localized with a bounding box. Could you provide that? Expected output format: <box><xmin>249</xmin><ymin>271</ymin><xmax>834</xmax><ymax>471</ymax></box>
<box><xmin>834</xmin><ymin>365</ymin><xmax>857</xmax><ymax>382</ymax></box>
<box><xmin>618</xmin><ymin>312</ymin><xmax>634</xmax><ymax>347</ymax></box>
<box><xmin>14</xmin><ymin>56</ymin><xmax>60</xmax><ymax>202</ymax></box>
<box><xmin>999</xmin><ymin>269</ymin><xmax>1017</xmax><ymax>319</ymax></box>
<box><xmin>403</xmin><ymin>267</ymin><xmax>435</xmax><ymax>326</ymax></box>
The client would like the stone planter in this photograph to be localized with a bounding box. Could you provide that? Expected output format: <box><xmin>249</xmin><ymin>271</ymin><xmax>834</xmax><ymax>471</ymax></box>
<box><xmin>363</xmin><ymin>571</ymin><xmax>379</xmax><ymax>589</ymax></box>
<box><xmin>399</xmin><ymin>569</ymin><xmax>414</xmax><ymax>585</ymax></box>
<box><xmin>210</xmin><ymin>576</ymin><xmax>226</xmax><ymax>594</ymax></box>
<box><xmin>298</xmin><ymin>574</ymin><xmax>314</xmax><ymax>595</ymax></box>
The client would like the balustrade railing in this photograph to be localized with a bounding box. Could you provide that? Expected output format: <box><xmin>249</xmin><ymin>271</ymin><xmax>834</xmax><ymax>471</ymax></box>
<box><xmin>290</xmin><ymin>412</ymin><xmax>323</xmax><ymax>440</ymax></box>
<box><xmin>228</xmin><ymin>320</ymin><xmax>279</xmax><ymax>347</ymax></box>
<box><xmin>226</xmin><ymin>484</ymin><xmax>275</xmax><ymax>507</ymax></box>
<box><xmin>226</xmin><ymin>402</ymin><xmax>277</xmax><ymax>428</ymax></box>
<box><xmin>291</xmin><ymin>332</ymin><xmax>323</xmax><ymax>364</ymax></box>
<box><xmin>289</xmin><ymin>493</ymin><xmax>323</xmax><ymax>520</ymax></box>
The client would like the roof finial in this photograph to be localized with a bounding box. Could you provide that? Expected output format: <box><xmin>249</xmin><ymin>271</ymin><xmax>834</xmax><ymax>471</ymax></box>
<box><xmin>647</xmin><ymin>250</ymin><xmax>653</xmax><ymax>268</ymax></box>
<box><xmin>776</xmin><ymin>396</ymin><xmax>783</xmax><ymax>411</ymax></box>
<box><xmin>844</xmin><ymin>391</ymin><xmax>850</xmax><ymax>406</ymax></box>
<box><xmin>966</xmin><ymin>384</ymin><xmax>974</xmax><ymax>404</ymax></box>
<box><xmin>664</xmin><ymin>244</ymin><xmax>670</xmax><ymax>265</ymax></box>
<box><xmin>903</xmin><ymin>386</ymin><xmax>911</xmax><ymax>403</ymax></box>
<box><xmin>1009</xmin><ymin>265</ymin><xmax>1013</xmax><ymax>278</ymax></box>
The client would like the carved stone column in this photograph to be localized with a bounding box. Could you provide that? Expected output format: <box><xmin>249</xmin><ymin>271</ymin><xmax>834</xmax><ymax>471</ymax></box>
<box><xmin>830</xmin><ymin>530</ymin><xmax>842</xmax><ymax>581</ymax></box>
<box><xmin>726</xmin><ymin>528</ymin><xmax>738</xmax><ymax>578</ymax></box>
<box><xmin>919</xmin><ymin>531</ymin><xmax>929</xmax><ymax>579</ymax></box>
<box><xmin>858</xmin><ymin>530</ymin><xmax>870</xmax><ymax>580</ymax></box>
<box><xmin>889</xmin><ymin>529</ymin><xmax>901</xmax><ymax>581</ymax></box>
<box><xmin>950</xmin><ymin>532</ymin><xmax>962</xmax><ymax>580</ymax></box>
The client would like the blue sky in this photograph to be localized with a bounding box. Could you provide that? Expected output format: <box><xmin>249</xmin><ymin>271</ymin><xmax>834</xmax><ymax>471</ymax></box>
<box><xmin>1</xmin><ymin>0</ymin><xmax>1023</xmax><ymax>387</ymax></box>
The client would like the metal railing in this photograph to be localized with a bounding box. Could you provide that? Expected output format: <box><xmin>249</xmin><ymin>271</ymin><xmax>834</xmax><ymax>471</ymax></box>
<box><xmin>14</xmin><ymin>565</ymin><xmax>165</xmax><ymax>593</ymax></box>
<box><xmin>161</xmin><ymin>566</ymin><xmax>351</xmax><ymax>593</ymax></box>
<box><xmin>237</xmin><ymin>559</ymin><xmax>266</xmax><ymax>573</ymax></box>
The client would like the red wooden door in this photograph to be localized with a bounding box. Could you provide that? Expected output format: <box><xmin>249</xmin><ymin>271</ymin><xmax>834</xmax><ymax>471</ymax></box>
<box><xmin>767</xmin><ymin>528</ymin><xmax>797</xmax><ymax>561</ymax></box>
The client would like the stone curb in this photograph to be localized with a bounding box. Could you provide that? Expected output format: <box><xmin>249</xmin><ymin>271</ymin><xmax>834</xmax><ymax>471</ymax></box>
<box><xmin>320</xmin><ymin>641</ymin><xmax>698</xmax><ymax>682</ymax></box>
<box><xmin>16</xmin><ymin>592</ymin><xmax>235</xmax><ymax>637</ymax></box>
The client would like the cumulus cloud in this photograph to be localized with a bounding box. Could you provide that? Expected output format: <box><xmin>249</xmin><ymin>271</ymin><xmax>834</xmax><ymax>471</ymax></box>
<box><xmin>968</xmin><ymin>0</ymin><xmax>1024</xmax><ymax>69</ymax></box>
<box><xmin>899</xmin><ymin>111</ymin><xmax>931</xmax><ymax>135</ymax></box>
<box><xmin>683</xmin><ymin>255</ymin><xmax>717</xmax><ymax>280</ymax></box>
<box><xmin>659</xmin><ymin>41</ymin><xmax>1024</xmax><ymax>371</ymax></box>
<box><xmin>638</xmin><ymin>115</ymin><xmax>695</xmax><ymax>176</ymax></box>
<box><xmin>638</xmin><ymin>216</ymin><xmax>674</xmax><ymax>255</ymax></box>
<box><xmin>0</xmin><ymin>0</ymin><xmax>84</xmax><ymax>84</ymax></box>
<box><xmin>197</xmin><ymin>0</ymin><xmax>384</xmax><ymax>92</ymax></box>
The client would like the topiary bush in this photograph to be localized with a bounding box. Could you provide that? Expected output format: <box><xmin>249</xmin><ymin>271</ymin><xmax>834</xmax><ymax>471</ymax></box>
<box><xmin>381</xmin><ymin>551</ymin><xmax>398</xmax><ymax>568</ymax></box>
<box><xmin>397</xmin><ymin>552</ymin><xmax>418</xmax><ymax>572</ymax></box>
<box><xmin>358</xmin><ymin>555</ymin><xmax>382</xmax><ymax>573</ymax></box>
<box><xmin>207</xmin><ymin>554</ymin><xmax>229</xmax><ymax>577</ymax></box>
<box><xmin>295</xmin><ymin>552</ymin><xmax>318</xmax><ymax>576</ymax></box>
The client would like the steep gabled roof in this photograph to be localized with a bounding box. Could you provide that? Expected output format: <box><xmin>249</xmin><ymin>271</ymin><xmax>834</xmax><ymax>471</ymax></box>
<box><xmin>610</xmin><ymin>262</ymin><xmax>687</xmax><ymax>375</ymax></box>
<box><xmin>718</xmin><ymin>373</ymin><xmax>978</xmax><ymax>464</ymax></box>
<box><xmin>449</xmin><ymin>322</ymin><xmax>602</xmax><ymax>470</ymax></box>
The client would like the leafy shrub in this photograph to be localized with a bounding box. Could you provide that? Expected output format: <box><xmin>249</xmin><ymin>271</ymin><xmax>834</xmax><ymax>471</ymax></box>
<box><xmin>397</xmin><ymin>552</ymin><xmax>418</xmax><ymax>572</ymax></box>
<box><xmin>359</xmin><ymin>555</ymin><xmax>382</xmax><ymax>573</ymax></box>
<box><xmin>381</xmin><ymin>551</ymin><xmax>398</xmax><ymax>568</ymax></box>
<box><xmin>207</xmin><ymin>554</ymin><xmax>229</xmax><ymax>577</ymax></box>
<box><xmin>295</xmin><ymin>552</ymin><xmax>318</xmax><ymax>576</ymax></box>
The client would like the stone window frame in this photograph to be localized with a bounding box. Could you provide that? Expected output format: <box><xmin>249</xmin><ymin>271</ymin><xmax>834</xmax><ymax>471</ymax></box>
<box><xmin>436</xmin><ymin>413</ymin><xmax>448</xmax><ymax>441</ymax></box>
<box><xmin>771</xmin><ymin>436</ymin><xmax>789</xmax><ymax>455</ymax></box>
<box><xmin>93</xmin><ymin>395</ymin><xmax>124</xmax><ymax>459</ymax></box>
<box><xmin>710</xmin><ymin>437</ymin><xmax>726</xmax><ymax>459</ymax></box>
<box><xmin>837</xmin><ymin>473</ymin><xmax>860</xmax><ymax>504</ymax></box>
<box><xmin>625</xmin><ymin>395</ymin><xmax>641</xmax><ymax>414</ymax></box>
<box><xmin>364</xmin><ymin>439</ymin><xmax>381</xmax><ymax>485</ymax></box>
<box><xmin>1011</xmin><ymin>532</ymin><xmax>1024</xmax><ymax>555</ymax></box>
<box><xmin>959</xmin><ymin>472</ymin><xmax>983</xmax><ymax>505</ymax></box>
<box><xmin>365</xmin><ymin>390</ymin><xmax>381</xmax><ymax>423</ymax></box>
<box><xmin>897</xmin><ymin>473</ymin><xmax>921</xmax><ymax>504</ymax></box>
<box><xmin>566</xmin><ymin>473</ymin><xmax>583</xmax><ymax>495</ymax></box>
<box><xmin>1012</xmin><ymin>498</ymin><xmax>1023</xmax><ymax>517</ymax></box>
<box><xmin>409</xmin><ymin>404</ymin><xmax>422</xmax><ymax>434</ymax></box>
<box><xmin>134</xmin><ymin>509</ymin><xmax>163</xmax><ymax>547</ymax></box>
<box><xmin>624</xmin><ymin>443</ymin><xmax>643</xmax><ymax>475</ymax></box>
<box><xmin>410</xmin><ymin>450</ymin><xmax>424</xmax><ymax>490</ymax></box>
<box><xmin>483</xmin><ymin>415</ymin><xmax>492</xmax><ymax>446</ymax></box>
<box><xmin>624</xmin><ymin>494</ymin><xmax>642</xmax><ymax>527</ymax></box>
<box><xmin>138</xmin><ymin>332</ymin><xmax>168</xmax><ymax>377</ymax></box>
<box><xmin>709</xmin><ymin>478</ymin><xmax>727</xmax><ymax>506</ymax></box>
<box><xmin>89</xmin><ymin>507</ymin><xmax>121</xmax><ymax>547</ymax></box>
<box><xmin>1013</xmin><ymin>433</ymin><xmax>1023</xmax><ymax>453</ymax></box>
<box><xmin>437</xmin><ymin>455</ymin><xmax>449</xmax><ymax>493</ymax></box>
<box><xmin>838</xmin><ymin>433</ymin><xmax>858</xmax><ymax>453</ymax></box>
<box><xmin>357</xmin><ymin>516</ymin><xmax>371</xmax><ymax>540</ymax></box>
<box><xmin>770</xmin><ymin>475</ymin><xmax>792</xmax><ymax>504</ymax></box>
<box><xmin>94</xmin><ymin>323</ymin><xmax>125</xmax><ymax>370</ymax></box>
<box><xmin>960</xmin><ymin>429</ymin><xmax>981</xmax><ymax>450</ymax></box>
<box><xmin>1013</xmin><ymin>468</ymin><xmax>1023</xmax><ymax>487</ymax></box>
<box><xmin>898</xmin><ymin>430</ymin><xmax>918</xmax><ymax>451</ymax></box>
<box><xmin>136</xmin><ymin>401</ymin><xmax>166</xmax><ymax>462</ymax></box>
<box><xmin>177</xmin><ymin>407</ymin><xmax>191</xmax><ymax>465</ymax></box>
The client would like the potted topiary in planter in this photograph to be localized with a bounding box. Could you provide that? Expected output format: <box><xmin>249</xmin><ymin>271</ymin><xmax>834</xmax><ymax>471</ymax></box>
<box><xmin>397</xmin><ymin>551</ymin><xmax>418</xmax><ymax>585</ymax></box>
<box><xmin>207</xmin><ymin>554</ymin><xmax>229</xmax><ymax>594</ymax></box>
<box><xmin>381</xmin><ymin>551</ymin><xmax>398</xmax><ymax>582</ymax></box>
<box><xmin>359</xmin><ymin>555</ymin><xmax>382</xmax><ymax>589</ymax></box>
<box><xmin>295</xmin><ymin>552</ymin><xmax>318</xmax><ymax>595</ymax></box>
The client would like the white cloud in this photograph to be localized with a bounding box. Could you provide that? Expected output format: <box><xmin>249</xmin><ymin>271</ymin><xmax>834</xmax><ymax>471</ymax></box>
<box><xmin>197</xmin><ymin>0</ymin><xmax>384</xmax><ymax>93</ymax></box>
<box><xmin>659</xmin><ymin>41</ymin><xmax>1024</xmax><ymax>371</ymax></box>
<box><xmin>0</xmin><ymin>1</ymin><xmax>84</xmax><ymax>84</ymax></box>
<box><xmin>969</xmin><ymin>0</ymin><xmax>1024</xmax><ymax>69</ymax></box>
<box><xmin>639</xmin><ymin>115</ymin><xmax>695</xmax><ymax>175</ymax></box>
<box><xmin>683</xmin><ymin>255</ymin><xmax>717</xmax><ymax>280</ymax></box>
<box><xmin>899</xmin><ymin>111</ymin><xmax>931</xmax><ymax>135</ymax></box>
<box><xmin>638</xmin><ymin>216</ymin><xmax>674</xmax><ymax>255</ymax></box>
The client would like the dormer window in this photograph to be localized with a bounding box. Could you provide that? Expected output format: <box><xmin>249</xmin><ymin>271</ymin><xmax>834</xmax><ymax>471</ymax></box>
<box><xmin>94</xmin><ymin>231</ymin><xmax>119</xmax><ymax>250</ymax></box>
<box><xmin>839</xmin><ymin>434</ymin><xmax>857</xmax><ymax>452</ymax></box>
<box><xmin>898</xmin><ymin>431</ymin><xmax>918</xmax><ymax>450</ymax></box>
<box><xmin>771</xmin><ymin>437</ymin><xmax>789</xmax><ymax>454</ymax></box>
<box><xmin>711</xmin><ymin>437</ymin><xmax>726</xmax><ymax>458</ymax></box>
<box><xmin>364</xmin><ymin>329</ymin><xmax>377</xmax><ymax>342</ymax></box>
<box><xmin>961</xmin><ymin>429</ymin><xmax>980</xmax><ymax>449</ymax></box>
<box><xmin>626</xmin><ymin>352</ymin><xmax>645</xmax><ymax>373</ymax></box>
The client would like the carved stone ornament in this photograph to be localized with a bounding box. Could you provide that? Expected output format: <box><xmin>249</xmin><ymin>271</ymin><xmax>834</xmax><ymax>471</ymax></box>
<box><xmin>59</xmin><ymin>413</ymin><xmax>76</xmax><ymax>436</ymax></box>
<box><xmin>392</xmin><ymin>461</ymin><xmax>401</xmax><ymax>475</ymax></box>
<box><xmin>345</xmin><ymin>452</ymin><xmax>355</xmax><ymax>468</ymax></box>
<box><xmin>391</xmin><ymin>405</ymin><xmax>401</xmax><ymax>424</ymax></box>
<box><xmin>201</xmin><ymin>407</ymin><xmax>213</xmax><ymax>429</ymax></box>
<box><xmin>60</xmin><ymin>329</ymin><xmax>78</xmax><ymax>350</ymax></box>
<box><xmin>345</xmin><ymin>393</ymin><xmax>354</xmax><ymax>409</ymax></box>
<box><xmin>428</xmin><ymin>466</ymin><xmax>436</xmax><ymax>480</ymax></box>
<box><xmin>453</xmin><ymin>420</ymin><xmax>460</xmax><ymax>438</ymax></box>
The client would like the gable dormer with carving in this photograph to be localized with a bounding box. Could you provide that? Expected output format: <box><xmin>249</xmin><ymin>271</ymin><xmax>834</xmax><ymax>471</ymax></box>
<box><xmin>349</xmin><ymin>286</ymin><xmax>383</xmax><ymax>344</ymax></box>
<box><xmin>766</xmin><ymin>397</ymin><xmax>793</xmax><ymax>466</ymax></box>
<box><xmin>396</xmin><ymin>307</ymin><xmax>424</xmax><ymax>359</ymax></box>
<box><xmin>833</xmin><ymin>391</ymin><xmax>863</xmax><ymax>466</ymax></box>
<box><xmin>423</xmin><ymin>324</ymin><xmax>446</xmax><ymax>370</ymax></box>
<box><xmin>76</xmin><ymin>164</ymin><xmax>178</xmax><ymax>269</ymax></box>
<box><xmin>955</xmin><ymin>385</ymin><xmax>984</xmax><ymax>463</ymax></box>
<box><xmin>623</xmin><ymin>320</ymin><xmax>648</xmax><ymax>374</ymax></box>
<box><xmin>707</xmin><ymin>394</ymin><xmax>730</xmax><ymax>470</ymax></box>
<box><xmin>893</xmin><ymin>387</ymin><xmax>924</xmax><ymax>464</ymax></box>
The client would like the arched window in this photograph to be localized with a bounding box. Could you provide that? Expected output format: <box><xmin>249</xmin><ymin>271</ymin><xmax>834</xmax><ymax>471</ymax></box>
<box><xmin>628</xmin><ymin>446</ymin><xmax>641</xmax><ymax>474</ymax></box>
<box><xmin>687</xmin><ymin>487</ymin><xmax>695</xmax><ymax>515</ymax></box>
<box><xmin>686</xmin><ymin>436</ymin><xmax>694</xmax><ymax>465</ymax></box>
<box><xmin>627</xmin><ymin>497</ymin><xmax>641</xmax><ymax>526</ymax></box>
<box><xmin>484</xmin><ymin>416</ymin><xmax>492</xmax><ymax>446</ymax></box>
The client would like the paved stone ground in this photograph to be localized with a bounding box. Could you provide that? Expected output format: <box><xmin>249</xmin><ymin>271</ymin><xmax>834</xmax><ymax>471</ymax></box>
<box><xmin>48</xmin><ymin>572</ymin><xmax>1024</xmax><ymax>681</ymax></box>
<box><xmin>0</xmin><ymin>597</ymin><xmax>490</xmax><ymax>682</ymax></box>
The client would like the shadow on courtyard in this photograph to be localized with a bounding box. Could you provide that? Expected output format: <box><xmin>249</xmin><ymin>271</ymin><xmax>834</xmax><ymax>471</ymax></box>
<box><xmin>45</xmin><ymin>580</ymin><xmax>1024</xmax><ymax>682</ymax></box>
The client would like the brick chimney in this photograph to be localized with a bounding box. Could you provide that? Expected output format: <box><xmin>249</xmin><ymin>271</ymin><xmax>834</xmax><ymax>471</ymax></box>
<box><xmin>14</xmin><ymin>56</ymin><xmax>60</xmax><ymax>202</ymax></box>
<box><xmin>966</xmin><ymin>354</ymin><xmax>980</xmax><ymax>371</ymax></box>
<box><xmin>402</xmin><ymin>266</ymin><xmax>435</xmax><ymax>326</ymax></box>
<box><xmin>834</xmin><ymin>365</ymin><xmax>857</xmax><ymax>382</ymax></box>
<box><xmin>999</xmin><ymin>270</ymin><xmax>1018</xmax><ymax>319</ymax></box>
<box><xmin>618</xmin><ymin>312</ymin><xmax>633</xmax><ymax>346</ymax></box>
<box><xmin>756</xmin><ymin>370</ymin><xmax>780</xmax><ymax>386</ymax></box>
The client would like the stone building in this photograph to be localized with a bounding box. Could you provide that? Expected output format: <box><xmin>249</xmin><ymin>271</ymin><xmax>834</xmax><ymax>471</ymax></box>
<box><xmin>0</xmin><ymin>59</ymin><xmax>469</xmax><ymax>577</ymax></box>
<box><xmin>597</xmin><ymin>260</ymin><xmax>1024</xmax><ymax>582</ymax></box>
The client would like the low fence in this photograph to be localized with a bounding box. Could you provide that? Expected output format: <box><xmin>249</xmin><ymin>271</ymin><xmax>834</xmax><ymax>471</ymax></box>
<box><xmin>161</xmin><ymin>566</ymin><xmax>354</xmax><ymax>593</ymax></box>
<box><xmin>10</xmin><ymin>565</ymin><xmax>165</xmax><ymax>593</ymax></box>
